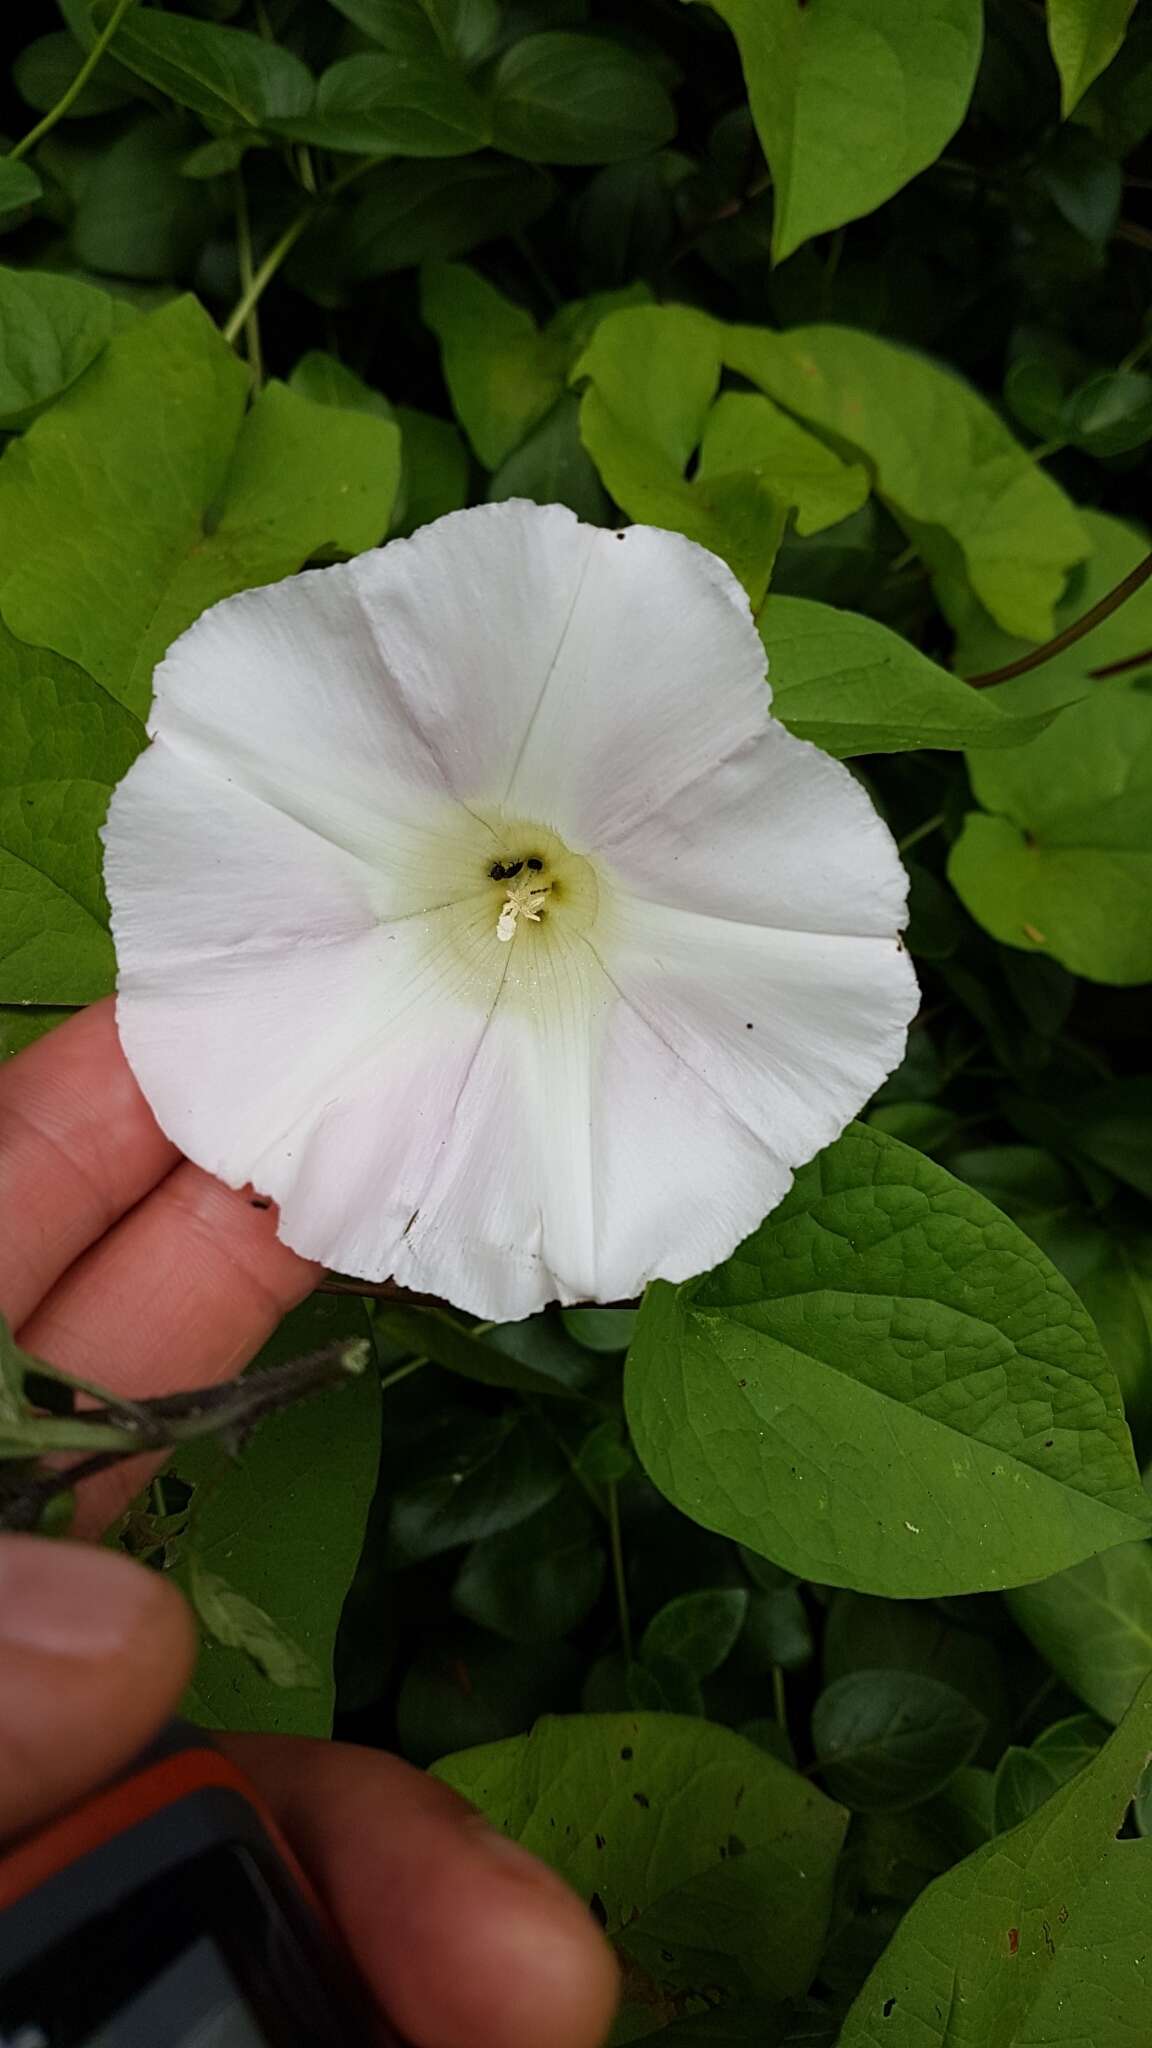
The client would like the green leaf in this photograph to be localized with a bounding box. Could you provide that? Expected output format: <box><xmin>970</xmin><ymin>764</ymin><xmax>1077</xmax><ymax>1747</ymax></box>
<box><xmin>274</xmin><ymin>50</ymin><xmax>490</xmax><ymax>155</ymax></box>
<box><xmin>384</xmin><ymin>405</ymin><xmax>460</xmax><ymax>520</ymax></box>
<box><xmin>453</xmin><ymin>1487</ymin><xmax>605</xmax><ymax>1642</ymax></box>
<box><xmin>696</xmin><ymin>0</ymin><xmax>983</xmax><ymax>261</ymax></box>
<box><xmin>950</xmin><ymin>512</ymin><xmax>1152</xmax><ymax>712</ymax></box>
<box><xmin>1007</xmin><ymin>1542</ymin><xmax>1152</xmax><ymax>1726</ymax></box>
<box><xmin>575</xmin><ymin>304</ymin><xmax>788</xmax><ymax>605</ymax></box>
<box><xmin>0</xmin><ymin>265</ymin><xmax>118</xmax><ymax>427</ymax></box>
<box><xmin>422</xmin><ymin>259</ymin><xmax>563</xmax><ymax>466</ymax></box>
<box><xmin>107</xmin><ymin>10</ymin><xmax>314</xmax><ymax>129</ymax></box>
<box><xmin>72</xmin><ymin>116</ymin><xmax>214</xmax><ymax>283</ymax></box>
<box><xmin>640</xmin><ymin>1589</ymin><xmax>749</xmax><ymax>1679</ymax></box>
<box><xmin>288</xmin><ymin>349</ymin><xmax>395</xmax><ymax>420</ymax></box>
<box><xmin>761</xmin><ymin>597</ymin><xmax>1057</xmax><ymax>758</ymax></box>
<box><xmin>338</xmin><ymin>156</ymin><xmax>554</xmax><ymax>278</ymax></box>
<box><xmin>839</xmin><ymin>1677</ymin><xmax>1152</xmax><ymax>2046</ymax></box>
<box><xmin>0</xmin><ymin>160</ymin><xmax>43</xmax><ymax>229</ymax></box>
<box><xmin>0</xmin><ymin>297</ymin><xmax>401</xmax><ymax>716</ymax></box>
<box><xmin>435</xmin><ymin>1714</ymin><xmax>848</xmax><ymax>2012</ymax></box>
<box><xmin>698</xmin><ymin>390</ymin><xmax>870</xmax><ymax>539</ymax></box>
<box><xmin>625</xmin><ymin>1123</ymin><xmax>1150</xmax><ymax>1600</ymax></box>
<box><xmin>813</xmin><ymin>1670</ymin><xmax>986</xmax><ymax>1814</ymax></box>
<box><xmin>949</xmin><ymin>688</ymin><xmax>1152</xmax><ymax>985</ymax></box>
<box><xmin>993</xmin><ymin>1713</ymin><xmax>1108</xmax><ymax>1832</ymax></box>
<box><xmin>187</xmin><ymin>1564</ymin><xmax>322</xmax><ymax>1690</ymax></box>
<box><xmin>0</xmin><ymin>621</ymin><xmax>142</xmax><ymax>1004</ymax></box>
<box><xmin>490</xmin><ymin>33</ymin><xmax>676</xmax><ymax>165</ymax></box>
<box><xmin>1047</xmin><ymin>0</ymin><xmax>1139</xmax><ymax>113</ymax></box>
<box><xmin>721</xmin><ymin>321</ymin><xmax>1089</xmax><ymax>640</ymax></box>
<box><xmin>172</xmin><ymin>1294</ymin><xmax>380</xmax><ymax>1737</ymax></box>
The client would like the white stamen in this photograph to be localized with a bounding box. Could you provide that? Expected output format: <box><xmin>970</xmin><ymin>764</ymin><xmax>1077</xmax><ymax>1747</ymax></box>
<box><xmin>496</xmin><ymin>877</ymin><xmax>548</xmax><ymax>942</ymax></box>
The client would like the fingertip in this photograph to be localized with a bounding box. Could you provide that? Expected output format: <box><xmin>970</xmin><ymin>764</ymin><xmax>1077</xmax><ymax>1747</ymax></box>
<box><xmin>0</xmin><ymin>1538</ymin><xmax>196</xmax><ymax>1840</ymax></box>
<box><xmin>220</xmin><ymin>1737</ymin><xmax>619</xmax><ymax>2048</ymax></box>
<box><xmin>420</xmin><ymin>1823</ymin><xmax>621</xmax><ymax>2048</ymax></box>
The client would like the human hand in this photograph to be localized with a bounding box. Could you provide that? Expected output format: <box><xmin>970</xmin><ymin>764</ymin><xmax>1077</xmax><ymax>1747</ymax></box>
<box><xmin>0</xmin><ymin>1000</ymin><xmax>619</xmax><ymax>2048</ymax></box>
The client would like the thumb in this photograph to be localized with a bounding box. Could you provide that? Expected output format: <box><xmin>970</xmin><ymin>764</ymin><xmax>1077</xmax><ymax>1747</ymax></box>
<box><xmin>0</xmin><ymin>1535</ymin><xmax>195</xmax><ymax>1843</ymax></box>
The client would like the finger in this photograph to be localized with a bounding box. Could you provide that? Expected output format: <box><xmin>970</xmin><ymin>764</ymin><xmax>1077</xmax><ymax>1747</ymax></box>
<box><xmin>17</xmin><ymin>1164</ymin><xmax>322</xmax><ymax>1533</ymax></box>
<box><xmin>0</xmin><ymin>1536</ymin><xmax>195</xmax><ymax>1843</ymax></box>
<box><xmin>220</xmin><ymin>1734</ymin><xmax>620</xmax><ymax>2048</ymax></box>
<box><xmin>0</xmin><ymin>999</ymin><xmax>178</xmax><ymax>1329</ymax></box>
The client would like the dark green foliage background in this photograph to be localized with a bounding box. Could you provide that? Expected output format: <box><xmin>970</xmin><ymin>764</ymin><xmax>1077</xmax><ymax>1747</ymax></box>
<box><xmin>2</xmin><ymin>0</ymin><xmax>1152</xmax><ymax>2040</ymax></box>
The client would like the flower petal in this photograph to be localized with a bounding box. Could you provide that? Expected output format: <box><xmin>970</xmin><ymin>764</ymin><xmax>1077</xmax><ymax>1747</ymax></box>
<box><xmin>347</xmin><ymin>504</ymin><xmax>769</xmax><ymax>842</ymax></box>
<box><xmin>105</xmin><ymin>743</ymin><xmax>516</xmax><ymax>1276</ymax></box>
<box><xmin>597</xmin><ymin>718</ymin><xmax>910</xmax><ymax>938</ymax></box>
<box><xmin>148</xmin><ymin>564</ymin><xmax>498</xmax><ymax>894</ymax></box>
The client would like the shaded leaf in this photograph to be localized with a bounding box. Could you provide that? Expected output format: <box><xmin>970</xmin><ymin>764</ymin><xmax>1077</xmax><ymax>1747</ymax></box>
<box><xmin>453</xmin><ymin>1487</ymin><xmax>605</xmax><ymax>1642</ymax></box>
<box><xmin>275</xmin><ymin>49</ymin><xmax>490</xmax><ymax>155</ymax></box>
<box><xmin>813</xmin><ymin>1670</ymin><xmax>986</xmax><ymax>1813</ymax></box>
<box><xmin>107</xmin><ymin>10</ymin><xmax>314</xmax><ymax>128</ymax></box>
<box><xmin>641</xmin><ymin>1588</ymin><xmax>749</xmax><ymax>1678</ymax></box>
<box><xmin>490</xmin><ymin>32</ymin><xmax>676</xmax><ymax>166</ymax></box>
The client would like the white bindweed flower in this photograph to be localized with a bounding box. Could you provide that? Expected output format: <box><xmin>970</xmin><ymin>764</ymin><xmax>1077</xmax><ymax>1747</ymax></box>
<box><xmin>103</xmin><ymin>502</ymin><xmax>918</xmax><ymax>1320</ymax></box>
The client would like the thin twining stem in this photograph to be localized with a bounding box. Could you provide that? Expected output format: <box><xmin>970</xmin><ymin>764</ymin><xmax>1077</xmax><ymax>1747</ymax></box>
<box><xmin>964</xmin><ymin>548</ymin><xmax>1152</xmax><ymax>689</ymax></box>
<box><xmin>7</xmin><ymin>0</ymin><xmax>138</xmax><ymax>163</ymax></box>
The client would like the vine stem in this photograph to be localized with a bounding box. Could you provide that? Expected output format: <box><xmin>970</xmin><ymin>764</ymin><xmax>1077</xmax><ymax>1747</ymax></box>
<box><xmin>222</xmin><ymin>209</ymin><xmax>313</xmax><ymax>346</ymax></box>
<box><xmin>602</xmin><ymin>1490</ymin><xmax>627</xmax><ymax>1662</ymax></box>
<box><xmin>964</xmin><ymin>547</ymin><xmax>1152</xmax><ymax>688</ymax></box>
<box><xmin>234</xmin><ymin>175</ymin><xmax>263</xmax><ymax>390</ymax></box>
<box><xmin>219</xmin><ymin>156</ymin><xmax>383</xmax><ymax>349</ymax></box>
<box><xmin>8</xmin><ymin>0</ymin><xmax>138</xmax><ymax>162</ymax></box>
<box><xmin>606</xmin><ymin>1479</ymin><xmax>633</xmax><ymax>1663</ymax></box>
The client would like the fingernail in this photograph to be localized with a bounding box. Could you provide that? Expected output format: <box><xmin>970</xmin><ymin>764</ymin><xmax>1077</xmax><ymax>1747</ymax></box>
<box><xmin>0</xmin><ymin>1537</ymin><xmax>164</xmax><ymax>1659</ymax></box>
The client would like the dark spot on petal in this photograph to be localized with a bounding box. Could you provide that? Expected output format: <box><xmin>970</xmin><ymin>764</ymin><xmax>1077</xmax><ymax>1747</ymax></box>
<box><xmin>746</xmin><ymin>1021</ymin><xmax>754</xmax><ymax>1030</ymax></box>
<box><xmin>250</xmin><ymin>1196</ymin><xmax>271</xmax><ymax>1210</ymax></box>
<box><xmin>526</xmin><ymin>856</ymin><xmax>544</xmax><ymax>871</ymax></box>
